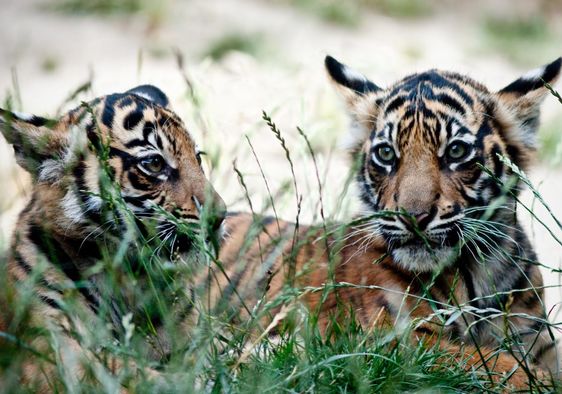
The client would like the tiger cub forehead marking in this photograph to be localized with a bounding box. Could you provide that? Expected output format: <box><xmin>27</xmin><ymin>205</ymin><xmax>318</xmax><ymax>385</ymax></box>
<box><xmin>374</xmin><ymin>71</ymin><xmax>487</xmax><ymax>144</ymax></box>
<box><xmin>97</xmin><ymin>93</ymin><xmax>194</xmax><ymax>161</ymax></box>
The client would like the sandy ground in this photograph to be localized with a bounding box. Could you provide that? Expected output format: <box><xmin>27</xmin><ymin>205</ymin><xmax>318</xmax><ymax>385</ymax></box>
<box><xmin>0</xmin><ymin>0</ymin><xmax>561</xmax><ymax>328</ymax></box>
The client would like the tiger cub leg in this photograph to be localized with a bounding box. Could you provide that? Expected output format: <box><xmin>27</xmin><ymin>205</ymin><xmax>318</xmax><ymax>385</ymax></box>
<box><xmin>417</xmin><ymin>329</ymin><xmax>550</xmax><ymax>390</ymax></box>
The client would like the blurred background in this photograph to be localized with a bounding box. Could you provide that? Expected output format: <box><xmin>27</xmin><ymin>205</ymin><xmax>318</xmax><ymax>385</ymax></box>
<box><xmin>0</xmin><ymin>0</ymin><xmax>561</xmax><ymax>325</ymax></box>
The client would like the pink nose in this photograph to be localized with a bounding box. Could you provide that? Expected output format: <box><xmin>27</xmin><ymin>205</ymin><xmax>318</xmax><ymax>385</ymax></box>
<box><xmin>414</xmin><ymin>212</ymin><xmax>429</xmax><ymax>224</ymax></box>
<box><xmin>398</xmin><ymin>211</ymin><xmax>432</xmax><ymax>231</ymax></box>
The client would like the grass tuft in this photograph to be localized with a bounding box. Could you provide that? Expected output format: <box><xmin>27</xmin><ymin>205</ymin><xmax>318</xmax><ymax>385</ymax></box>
<box><xmin>289</xmin><ymin>0</ymin><xmax>360</xmax><ymax>27</ymax></box>
<box><xmin>364</xmin><ymin>0</ymin><xmax>432</xmax><ymax>18</ymax></box>
<box><xmin>203</xmin><ymin>32</ymin><xmax>266</xmax><ymax>62</ymax></box>
<box><xmin>47</xmin><ymin>0</ymin><xmax>146</xmax><ymax>15</ymax></box>
<box><xmin>481</xmin><ymin>14</ymin><xmax>559</xmax><ymax>66</ymax></box>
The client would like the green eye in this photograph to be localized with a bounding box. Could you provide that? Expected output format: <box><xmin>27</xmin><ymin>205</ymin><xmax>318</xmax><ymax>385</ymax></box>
<box><xmin>140</xmin><ymin>155</ymin><xmax>166</xmax><ymax>174</ymax></box>
<box><xmin>447</xmin><ymin>142</ymin><xmax>469</xmax><ymax>160</ymax></box>
<box><xmin>375</xmin><ymin>145</ymin><xmax>396</xmax><ymax>164</ymax></box>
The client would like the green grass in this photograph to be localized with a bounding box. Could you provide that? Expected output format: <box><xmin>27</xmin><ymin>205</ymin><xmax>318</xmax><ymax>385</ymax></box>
<box><xmin>363</xmin><ymin>0</ymin><xmax>432</xmax><ymax>18</ymax></box>
<box><xmin>539</xmin><ymin>114</ymin><xmax>562</xmax><ymax>166</ymax></box>
<box><xmin>47</xmin><ymin>0</ymin><xmax>147</xmax><ymax>15</ymax></box>
<box><xmin>287</xmin><ymin>0</ymin><xmax>361</xmax><ymax>27</ymax></box>
<box><xmin>278</xmin><ymin>0</ymin><xmax>432</xmax><ymax>27</ymax></box>
<box><xmin>45</xmin><ymin>0</ymin><xmax>169</xmax><ymax>27</ymax></box>
<box><xmin>539</xmin><ymin>85</ymin><xmax>562</xmax><ymax>166</ymax></box>
<box><xmin>481</xmin><ymin>14</ymin><xmax>560</xmax><ymax>66</ymax></box>
<box><xmin>203</xmin><ymin>32</ymin><xmax>267</xmax><ymax>61</ymax></box>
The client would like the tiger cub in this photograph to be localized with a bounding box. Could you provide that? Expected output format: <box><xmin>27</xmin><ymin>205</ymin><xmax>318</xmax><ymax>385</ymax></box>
<box><xmin>0</xmin><ymin>85</ymin><xmax>225</xmax><ymax>389</ymax></box>
<box><xmin>215</xmin><ymin>57</ymin><xmax>562</xmax><ymax>389</ymax></box>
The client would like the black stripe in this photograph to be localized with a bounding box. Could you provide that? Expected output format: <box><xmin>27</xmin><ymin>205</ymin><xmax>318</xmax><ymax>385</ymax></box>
<box><xmin>27</xmin><ymin>223</ymin><xmax>100</xmax><ymax>313</ymax></box>
<box><xmin>13</xmin><ymin>251</ymin><xmax>62</xmax><ymax>293</ymax></box>
<box><xmin>101</xmin><ymin>94</ymin><xmax>120</xmax><ymax>128</ymax></box>
<box><xmin>13</xmin><ymin>250</ymin><xmax>33</xmax><ymax>274</ymax></box>
<box><xmin>391</xmin><ymin>71</ymin><xmax>474</xmax><ymax>107</ymax></box>
<box><xmin>458</xmin><ymin>262</ymin><xmax>477</xmax><ymax>309</ymax></box>
<box><xmin>454</xmin><ymin>157</ymin><xmax>482</xmax><ymax>175</ymax></box>
<box><xmin>39</xmin><ymin>295</ymin><xmax>64</xmax><ymax>311</ymax></box>
<box><xmin>399</xmin><ymin>118</ymin><xmax>415</xmax><ymax>135</ymax></box>
<box><xmin>435</xmin><ymin>93</ymin><xmax>466</xmax><ymax>115</ymax></box>
<box><xmin>260</xmin><ymin>216</ymin><xmax>276</xmax><ymax>227</ymax></box>
<box><xmin>356</xmin><ymin>155</ymin><xmax>379</xmax><ymax>211</ymax></box>
<box><xmin>532</xmin><ymin>340</ymin><xmax>557</xmax><ymax>364</ymax></box>
<box><xmin>490</xmin><ymin>144</ymin><xmax>504</xmax><ymax>180</ymax></box>
<box><xmin>415</xmin><ymin>326</ymin><xmax>434</xmax><ymax>336</ymax></box>
<box><xmin>458</xmin><ymin>185</ymin><xmax>480</xmax><ymax>205</ymax></box>
<box><xmin>86</xmin><ymin>122</ymin><xmax>103</xmax><ymax>153</ymax></box>
<box><xmin>27</xmin><ymin>115</ymin><xmax>50</xmax><ymax>127</ymax></box>
<box><xmin>123</xmin><ymin>110</ymin><xmax>144</xmax><ymax>130</ymax></box>
<box><xmin>123</xmin><ymin>194</ymin><xmax>152</xmax><ymax>208</ymax></box>
<box><xmin>124</xmin><ymin>138</ymin><xmax>146</xmax><ymax>148</ymax></box>
<box><xmin>118</xmin><ymin>96</ymin><xmax>133</xmax><ymax>109</ymax></box>
<box><xmin>72</xmin><ymin>159</ymin><xmax>102</xmax><ymax>223</ymax></box>
<box><xmin>128</xmin><ymin>172</ymin><xmax>154</xmax><ymax>191</ymax></box>
<box><xmin>439</xmin><ymin>206</ymin><xmax>461</xmax><ymax>221</ymax></box>
<box><xmin>109</xmin><ymin>147</ymin><xmax>135</xmax><ymax>170</ymax></box>
<box><xmin>142</xmin><ymin>121</ymin><xmax>154</xmax><ymax>140</ymax></box>
<box><xmin>155</xmin><ymin>134</ymin><xmax>163</xmax><ymax>150</ymax></box>
<box><xmin>385</xmin><ymin>95</ymin><xmax>406</xmax><ymax>113</ymax></box>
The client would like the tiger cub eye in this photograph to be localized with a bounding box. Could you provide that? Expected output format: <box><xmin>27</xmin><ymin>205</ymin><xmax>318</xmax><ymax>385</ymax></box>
<box><xmin>447</xmin><ymin>142</ymin><xmax>469</xmax><ymax>160</ymax></box>
<box><xmin>140</xmin><ymin>156</ymin><xmax>165</xmax><ymax>174</ymax></box>
<box><xmin>375</xmin><ymin>145</ymin><xmax>396</xmax><ymax>164</ymax></box>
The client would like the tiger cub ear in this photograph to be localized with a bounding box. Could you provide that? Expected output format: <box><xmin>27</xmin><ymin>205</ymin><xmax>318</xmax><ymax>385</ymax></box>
<box><xmin>325</xmin><ymin>55</ymin><xmax>380</xmax><ymax>100</ymax></box>
<box><xmin>0</xmin><ymin>108</ymin><xmax>66</xmax><ymax>176</ymax></box>
<box><xmin>125</xmin><ymin>85</ymin><xmax>171</xmax><ymax>109</ymax></box>
<box><xmin>496</xmin><ymin>57</ymin><xmax>562</xmax><ymax>149</ymax></box>
<box><xmin>325</xmin><ymin>55</ymin><xmax>381</xmax><ymax>152</ymax></box>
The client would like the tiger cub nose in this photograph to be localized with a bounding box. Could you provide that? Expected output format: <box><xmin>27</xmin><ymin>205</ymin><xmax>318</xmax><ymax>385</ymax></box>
<box><xmin>398</xmin><ymin>211</ymin><xmax>432</xmax><ymax>232</ymax></box>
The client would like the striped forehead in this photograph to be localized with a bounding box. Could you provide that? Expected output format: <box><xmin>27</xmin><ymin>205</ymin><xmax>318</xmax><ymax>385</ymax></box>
<box><xmin>98</xmin><ymin>95</ymin><xmax>194</xmax><ymax>164</ymax></box>
<box><xmin>373</xmin><ymin>71</ymin><xmax>486</xmax><ymax>147</ymax></box>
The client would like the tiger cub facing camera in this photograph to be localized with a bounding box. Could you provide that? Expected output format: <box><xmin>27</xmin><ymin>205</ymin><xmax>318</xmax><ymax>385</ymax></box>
<box><xmin>0</xmin><ymin>85</ymin><xmax>226</xmax><ymax>389</ymax></box>
<box><xmin>217</xmin><ymin>56</ymin><xmax>562</xmax><ymax>389</ymax></box>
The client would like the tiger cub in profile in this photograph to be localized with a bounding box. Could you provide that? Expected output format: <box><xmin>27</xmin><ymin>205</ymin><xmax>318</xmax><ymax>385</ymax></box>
<box><xmin>216</xmin><ymin>57</ymin><xmax>561</xmax><ymax>389</ymax></box>
<box><xmin>0</xmin><ymin>85</ymin><xmax>225</xmax><ymax>390</ymax></box>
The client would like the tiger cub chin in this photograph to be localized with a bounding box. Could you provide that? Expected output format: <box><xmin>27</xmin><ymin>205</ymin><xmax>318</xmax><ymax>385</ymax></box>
<box><xmin>0</xmin><ymin>85</ymin><xmax>225</xmax><ymax>389</ymax></box>
<box><xmin>215</xmin><ymin>57</ymin><xmax>561</xmax><ymax>389</ymax></box>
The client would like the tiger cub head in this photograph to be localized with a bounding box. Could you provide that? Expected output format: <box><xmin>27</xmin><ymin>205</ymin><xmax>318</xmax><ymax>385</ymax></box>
<box><xmin>0</xmin><ymin>85</ymin><xmax>226</xmax><ymax>256</ymax></box>
<box><xmin>326</xmin><ymin>56</ymin><xmax>561</xmax><ymax>272</ymax></box>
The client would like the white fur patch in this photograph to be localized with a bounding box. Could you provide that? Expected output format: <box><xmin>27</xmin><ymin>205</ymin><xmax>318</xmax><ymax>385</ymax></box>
<box><xmin>521</xmin><ymin>65</ymin><xmax>547</xmax><ymax>81</ymax></box>
<box><xmin>133</xmin><ymin>91</ymin><xmax>155</xmax><ymax>103</ymax></box>
<box><xmin>39</xmin><ymin>159</ymin><xmax>64</xmax><ymax>183</ymax></box>
<box><xmin>61</xmin><ymin>190</ymin><xmax>86</xmax><ymax>224</ymax></box>
<box><xmin>12</xmin><ymin>111</ymin><xmax>34</xmax><ymax>121</ymax></box>
<box><xmin>66</xmin><ymin>125</ymin><xmax>88</xmax><ymax>162</ymax></box>
<box><xmin>340</xmin><ymin>119</ymin><xmax>368</xmax><ymax>151</ymax></box>
<box><xmin>86</xmin><ymin>195</ymin><xmax>103</xmax><ymax>212</ymax></box>
<box><xmin>392</xmin><ymin>246</ymin><xmax>458</xmax><ymax>272</ymax></box>
<box><xmin>342</xmin><ymin>65</ymin><xmax>368</xmax><ymax>83</ymax></box>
